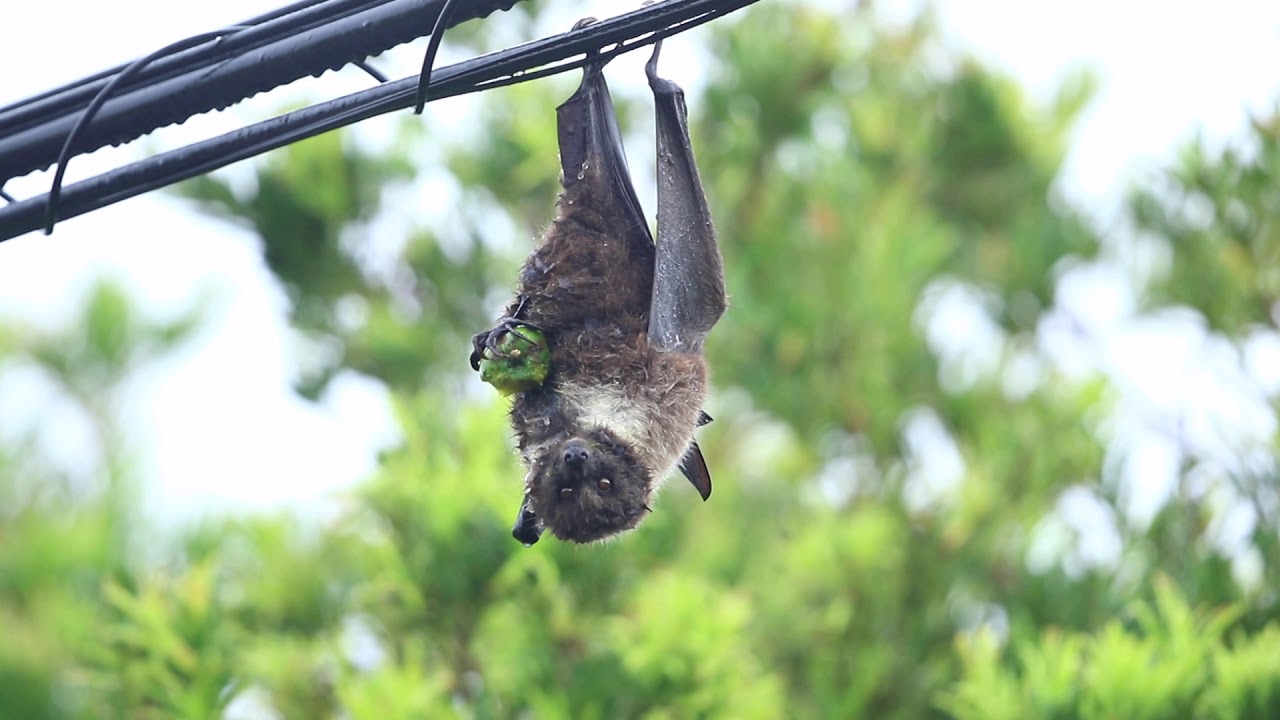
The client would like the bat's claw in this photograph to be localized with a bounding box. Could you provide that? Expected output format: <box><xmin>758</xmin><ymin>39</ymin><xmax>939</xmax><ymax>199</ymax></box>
<box><xmin>469</xmin><ymin>317</ymin><xmax>545</xmax><ymax>371</ymax></box>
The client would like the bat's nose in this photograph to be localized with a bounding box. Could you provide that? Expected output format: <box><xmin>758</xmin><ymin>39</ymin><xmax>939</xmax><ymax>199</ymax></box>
<box><xmin>563</xmin><ymin>440</ymin><xmax>590</xmax><ymax>466</ymax></box>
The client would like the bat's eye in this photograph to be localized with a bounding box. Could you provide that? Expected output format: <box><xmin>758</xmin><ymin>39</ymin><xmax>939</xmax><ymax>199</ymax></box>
<box><xmin>597</xmin><ymin>478</ymin><xmax>612</xmax><ymax>492</ymax></box>
<box><xmin>560</xmin><ymin>487</ymin><xmax>574</xmax><ymax>500</ymax></box>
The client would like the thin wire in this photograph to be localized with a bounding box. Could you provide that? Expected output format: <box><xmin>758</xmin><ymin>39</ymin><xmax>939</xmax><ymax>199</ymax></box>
<box><xmin>43</xmin><ymin>49</ymin><xmax>382</xmax><ymax>234</ymax></box>
<box><xmin>467</xmin><ymin>6</ymin><xmax>730</xmax><ymax>94</ymax></box>
<box><xmin>44</xmin><ymin>27</ymin><xmax>252</xmax><ymax>235</ymax></box>
<box><xmin>354</xmin><ymin>59</ymin><xmax>389</xmax><ymax>83</ymax></box>
<box><xmin>413</xmin><ymin>0</ymin><xmax>465</xmax><ymax>114</ymax></box>
<box><xmin>0</xmin><ymin>186</ymin><xmax>14</xmax><ymax>204</ymax></box>
<box><xmin>268</xmin><ymin>10</ymin><xmax>728</xmax><ymax>159</ymax></box>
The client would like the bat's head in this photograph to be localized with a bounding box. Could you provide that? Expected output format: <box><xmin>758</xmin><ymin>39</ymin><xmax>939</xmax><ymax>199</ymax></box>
<box><xmin>526</xmin><ymin>427</ymin><xmax>652</xmax><ymax>543</ymax></box>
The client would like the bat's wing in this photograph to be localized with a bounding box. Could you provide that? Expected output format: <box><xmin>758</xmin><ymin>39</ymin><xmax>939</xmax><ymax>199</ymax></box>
<box><xmin>556</xmin><ymin>55</ymin><xmax>652</xmax><ymax>247</ymax></box>
<box><xmin>645</xmin><ymin>41</ymin><xmax>727</xmax><ymax>354</ymax></box>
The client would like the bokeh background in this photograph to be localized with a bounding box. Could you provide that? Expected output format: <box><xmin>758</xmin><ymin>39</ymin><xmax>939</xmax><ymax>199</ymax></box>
<box><xmin>3</xmin><ymin>1</ymin><xmax>1280</xmax><ymax>717</ymax></box>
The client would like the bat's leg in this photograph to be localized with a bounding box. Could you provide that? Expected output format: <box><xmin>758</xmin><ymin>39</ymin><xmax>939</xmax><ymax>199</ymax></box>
<box><xmin>554</xmin><ymin>29</ymin><xmax>649</xmax><ymax>238</ymax></box>
<box><xmin>645</xmin><ymin>40</ymin><xmax>727</xmax><ymax>354</ymax></box>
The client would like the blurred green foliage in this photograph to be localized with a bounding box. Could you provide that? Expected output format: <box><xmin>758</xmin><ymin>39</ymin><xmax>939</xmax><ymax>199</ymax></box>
<box><xmin>4</xmin><ymin>3</ymin><xmax>1280</xmax><ymax>719</ymax></box>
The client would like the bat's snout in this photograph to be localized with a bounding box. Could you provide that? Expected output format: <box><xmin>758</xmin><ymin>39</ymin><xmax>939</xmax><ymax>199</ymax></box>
<box><xmin>562</xmin><ymin>440</ymin><xmax>591</xmax><ymax>467</ymax></box>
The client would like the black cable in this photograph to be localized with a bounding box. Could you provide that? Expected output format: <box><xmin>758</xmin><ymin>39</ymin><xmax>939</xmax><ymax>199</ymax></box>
<box><xmin>466</xmin><ymin>4</ymin><xmax>735</xmax><ymax>94</ymax></box>
<box><xmin>354</xmin><ymin>60</ymin><xmax>390</xmax><ymax>84</ymax></box>
<box><xmin>44</xmin><ymin>28</ymin><xmax>251</xmax><ymax>234</ymax></box>
<box><xmin>0</xmin><ymin>0</ymin><xmax>330</xmax><ymax>117</ymax></box>
<box><xmin>413</xmin><ymin>0</ymin><xmax>465</xmax><ymax>114</ymax></box>
<box><xmin>0</xmin><ymin>0</ymin><xmax>759</xmax><ymax>242</ymax></box>
<box><xmin>41</xmin><ymin>31</ymin><xmax>389</xmax><ymax>234</ymax></box>
<box><xmin>0</xmin><ymin>187</ymin><xmax>14</xmax><ymax>204</ymax></box>
<box><xmin>0</xmin><ymin>0</ymin><xmax>525</xmax><ymax>184</ymax></box>
<box><xmin>0</xmin><ymin>0</ymin><xmax>378</xmax><ymax>128</ymax></box>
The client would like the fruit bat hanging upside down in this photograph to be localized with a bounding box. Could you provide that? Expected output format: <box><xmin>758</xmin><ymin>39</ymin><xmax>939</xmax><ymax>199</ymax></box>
<box><xmin>468</xmin><ymin>28</ymin><xmax>727</xmax><ymax>545</ymax></box>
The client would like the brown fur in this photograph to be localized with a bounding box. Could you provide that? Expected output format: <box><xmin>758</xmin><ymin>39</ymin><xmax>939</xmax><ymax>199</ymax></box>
<box><xmin>500</xmin><ymin>165</ymin><xmax>709</xmax><ymax>542</ymax></box>
<box><xmin>485</xmin><ymin>49</ymin><xmax>725</xmax><ymax>544</ymax></box>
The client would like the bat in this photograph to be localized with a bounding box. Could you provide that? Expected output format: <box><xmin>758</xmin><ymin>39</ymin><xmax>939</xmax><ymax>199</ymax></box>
<box><xmin>469</xmin><ymin>30</ymin><xmax>726</xmax><ymax>545</ymax></box>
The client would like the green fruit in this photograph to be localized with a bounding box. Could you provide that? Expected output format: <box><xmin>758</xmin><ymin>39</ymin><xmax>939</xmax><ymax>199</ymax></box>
<box><xmin>478</xmin><ymin>327</ymin><xmax>551</xmax><ymax>396</ymax></box>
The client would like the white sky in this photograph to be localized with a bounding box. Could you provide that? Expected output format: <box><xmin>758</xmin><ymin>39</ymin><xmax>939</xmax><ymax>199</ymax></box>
<box><xmin>1</xmin><ymin>0</ymin><xmax>1279</xmax><ymax>528</ymax></box>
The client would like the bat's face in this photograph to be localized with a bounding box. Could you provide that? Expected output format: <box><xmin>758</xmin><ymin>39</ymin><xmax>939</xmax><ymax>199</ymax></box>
<box><xmin>526</xmin><ymin>428</ymin><xmax>652</xmax><ymax>543</ymax></box>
